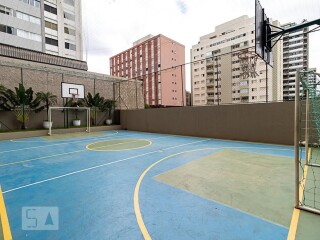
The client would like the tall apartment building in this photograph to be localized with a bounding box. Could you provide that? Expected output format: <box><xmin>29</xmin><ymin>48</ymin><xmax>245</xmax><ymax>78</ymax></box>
<box><xmin>0</xmin><ymin>0</ymin><xmax>83</xmax><ymax>60</ymax></box>
<box><xmin>110</xmin><ymin>34</ymin><xmax>186</xmax><ymax>107</ymax></box>
<box><xmin>191</xmin><ymin>15</ymin><xmax>283</xmax><ymax>106</ymax></box>
<box><xmin>282</xmin><ymin>22</ymin><xmax>309</xmax><ymax>101</ymax></box>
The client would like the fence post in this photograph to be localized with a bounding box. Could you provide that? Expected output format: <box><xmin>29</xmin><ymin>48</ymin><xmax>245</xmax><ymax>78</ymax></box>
<box><xmin>294</xmin><ymin>70</ymin><xmax>300</xmax><ymax>208</ymax></box>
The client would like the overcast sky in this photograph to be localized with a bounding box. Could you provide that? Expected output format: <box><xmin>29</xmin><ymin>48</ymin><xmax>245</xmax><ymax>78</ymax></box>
<box><xmin>82</xmin><ymin>0</ymin><xmax>320</xmax><ymax>91</ymax></box>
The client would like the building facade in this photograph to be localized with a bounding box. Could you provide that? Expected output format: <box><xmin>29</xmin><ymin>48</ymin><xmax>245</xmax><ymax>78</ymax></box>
<box><xmin>191</xmin><ymin>15</ymin><xmax>283</xmax><ymax>106</ymax></box>
<box><xmin>282</xmin><ymin>22</ymin><xmax>309</xmax><ymax>101</ymax></box>
<box><xmin>0</xmin><ymin>0</ymin><xmax>83</xmax><ymax>60</ymax></box>
<box><xmin>110</xmin><ymin>34</ymin><xmax>186</xmax><ymax>107</ymax></box>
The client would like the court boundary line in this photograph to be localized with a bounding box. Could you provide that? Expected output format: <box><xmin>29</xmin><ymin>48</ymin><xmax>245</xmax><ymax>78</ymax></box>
<box><xmin>0</xmin><ymin>131</ymin><xmax>185</xmax><ymax>154</ymax></box>
<box><xmin>2</xmin><ymin>144</ymin><xmax>294</xmax><ymax>192</ymax></box>
<box><xmin>3</xmin><ymin>139</ymin><xmax>210</xmax><ymax>194</ymax></box>
<box><xmin>0</xmin><ymin>131</ymin><xmax>120</xmax><ymax>154</ymax></box>
<box><xmin>9</xmin><ymin>130</ymin><xmax>119</xmax><ymax>143</ymax></box>
<box><xmin>0</xmin><ymin>149</ymin><xmax>86</xmax><ymax>167</ymax></box>
<box><xmin>0</xmin><ymin>186</ymin><xmax>12</xmax><ymax>240</ymax></box>
<box><xmin>0</xmin><ymin>131</ymin><xmax>166</xmax><ymax>154</ymax></box>
<box><xmin>0</xmin><ymin>135</ymin><xmax>179</xmax><ymax>167</ymax></box>
<box><xmin>287</xmin><ymin>148</ymin><xmax>310</xmax><ymax>240</ymax></box>
<box><xmin>134</xmin><ymin>147</ymin><xmax>294</xmax><ymax>239</ymax></box>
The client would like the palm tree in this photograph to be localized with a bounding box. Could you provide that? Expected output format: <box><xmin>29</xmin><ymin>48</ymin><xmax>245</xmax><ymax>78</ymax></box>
<box><xmin>0</xmin><ymin>83</ymin><xmax>40</xmax><ymax>129</ymax></box>
<box><xmin>65</xmin><ymin>98</ymin><xmax>84</xmax><ymax>120</ymax></box>
<box><xmin>100</xmin><ymin>99</ymin><xmax>116</xmax><ymax>124</ymax></box>
<box><xmin>84</xmin><ymin>92</ymin><xmax>105</xmax><ymax>125</ymax></box>
<box><xmin>35</xmin><ymin>92</ymin><xmax>58</xmax><ymax>120</ymax></box>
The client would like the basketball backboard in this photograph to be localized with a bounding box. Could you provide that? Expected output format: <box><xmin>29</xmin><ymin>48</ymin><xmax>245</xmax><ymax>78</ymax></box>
<box><xmin>255</xmin><ymin>0</ymin><xmax>273</xmax><ymax>66</ymax></box>
<box><xmin>61</xmin><ymin>82</ymin><xmax>85</xmax><ymax>99</ymax></box>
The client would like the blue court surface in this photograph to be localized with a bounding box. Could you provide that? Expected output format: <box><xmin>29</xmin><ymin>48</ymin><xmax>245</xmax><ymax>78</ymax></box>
<box><xmin>0</xmin><ymin>130</ymin><xmax>297</xmax><ymax>239</ymax></box>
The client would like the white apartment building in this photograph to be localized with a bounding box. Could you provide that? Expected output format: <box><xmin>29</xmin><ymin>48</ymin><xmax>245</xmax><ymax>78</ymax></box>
<box><xmin>282</xmin><ymin>22</ymin><xmax>309</xmax><ymax>101</ymax></box>
<box><xmin>191</xmin><ymin>15</ymin><xmax>283</xmax><ymax>106</ymax></box>
<box><xmin>0</xmin><ymin>0</ymin><xmax>83</xmax><ymax>60</ymax></box>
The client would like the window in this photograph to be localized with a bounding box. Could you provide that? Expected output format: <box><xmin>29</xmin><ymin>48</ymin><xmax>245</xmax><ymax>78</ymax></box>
<box><xmin>64</xmin><ymin>11</ymin><xmax>75</xmax><ymax>21</ymax></box>
<box><xmin>45</xmin><ymin>37</ymin><xmax>58</xmax><ymax>46</ymax></box>
<box><xmin>64</xmin><ymin>0</ymin><xmax>75</xmax><ymax>6</ymax></box>
<box><xmin>65</xmin><ymin>42</ymin><xmax>76</xmax><ymax>51</ymax></box>
<box><xmin>0</xmin><ymin>24</ymin><xmax>13</xmax><ymax>34</ymax></box>
<box><xmin>45</xmin><ymin>21</ymin><xmax>58</xmax><ymax>30</ymax></box>
<box><xmin>22</xmin><ymin>0</ymin><xmax>40</xmax><ymax>8</ymax></box>
<box><xmin>17</xmin><ymin>11</ymin><xmax>41</xmax><ymax>25</ymax></box>
<box><xmin>44</xmin><ymin>4</ymin><xmax>57</xmax><ymax>14</ymax></box>
<box><xmin>0</xmin><ymin>5</ymin><xmax>13</xmax><ymax>15</ymax></box>
<box><xmin>17</xmin><ymin>29</ymin><xmax>41</xmax><ymax>42</ymax></box>
<box><xmin>64</xmin><ymin>27</ymin><xmax>76</xmax><ymax>36</ymax></box>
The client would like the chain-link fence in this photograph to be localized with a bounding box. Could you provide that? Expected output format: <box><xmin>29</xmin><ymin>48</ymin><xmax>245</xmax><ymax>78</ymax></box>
<box><xmin>191</xmin><ymin>46</ymin><xmax>285</xmax><ymax>106</ymax></box>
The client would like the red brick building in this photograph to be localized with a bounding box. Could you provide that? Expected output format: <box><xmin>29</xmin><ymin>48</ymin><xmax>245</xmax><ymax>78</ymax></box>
<box><xmin>109</xmin><ymin>34</ymin><xmax>186</xmax><ymax>107</ymax></box>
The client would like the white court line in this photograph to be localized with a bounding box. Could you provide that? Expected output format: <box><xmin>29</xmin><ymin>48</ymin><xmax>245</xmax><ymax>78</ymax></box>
<box><xmin>0</xmin><ymin>135</ymin><xmax>185</xmax><ymax>167</ymax></box>
<box><xmin>0</xmin><ymin>131</ymin><xmax>155</xmax><ymax>154</ymax></box>
<box><xmin>3</xmin><ymin>139</ymin><xmax>210</xmax><ymax>194</ymax></box>
<box><xmin>9</xmin><ymin>131</ymin><xmax>119</xmax><ymax>143</ymax></box>
<box><xmin>0</xmin><ymin>131</ymin><xmax>177</xmax><ymax>154</ymax></box>
<box><xmin>2</xmin><ymin>140</ymin><xmax>294</xmax><ymax>194</ymax></box>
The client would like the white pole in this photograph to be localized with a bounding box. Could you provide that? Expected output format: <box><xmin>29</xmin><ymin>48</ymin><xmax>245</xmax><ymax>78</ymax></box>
<box><xmin>88</xmin><ymin>108</ymin><xmax>91</xmax><ymax>133</ymax></box>
<box><xmin>48</xmin><ymin>107</ymin><xmax>52</xmax><ymax>136</ymax></box>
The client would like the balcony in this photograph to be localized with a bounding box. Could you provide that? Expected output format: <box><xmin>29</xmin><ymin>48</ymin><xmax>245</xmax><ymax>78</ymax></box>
<box><xmin>207</xmin><ymin>81</ymin><xmax>215</xmax><ymax>87</ymax></box>
<box><xmin>207</xmin><ymin>88</ymin><xmax>215</xmax><ymax>93</ymax></box>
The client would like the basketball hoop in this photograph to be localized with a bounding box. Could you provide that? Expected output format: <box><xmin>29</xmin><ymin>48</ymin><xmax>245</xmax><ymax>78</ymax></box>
<box><xmin>238</xmin><ymin>50</ymin><xmax>259</xmax><ymax>79</ymax></box>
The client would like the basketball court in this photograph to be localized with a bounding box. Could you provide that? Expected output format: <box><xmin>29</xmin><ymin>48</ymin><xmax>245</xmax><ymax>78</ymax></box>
<box><xmin>0</xmin><ymin>130</ymin><xmax>319</xmax><ymax>239</ymax></box>
<box><xmin>0</xmin><ymin>1</ymin><xmax>320</xmax><ymax>239</ymax></box>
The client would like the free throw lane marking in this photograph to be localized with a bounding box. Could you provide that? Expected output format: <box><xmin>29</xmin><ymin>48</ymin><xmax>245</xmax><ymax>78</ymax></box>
<box><xmin>0</xmin><ymin>186</ymin><xmax>12</xmax><ymax>240</ymax></box>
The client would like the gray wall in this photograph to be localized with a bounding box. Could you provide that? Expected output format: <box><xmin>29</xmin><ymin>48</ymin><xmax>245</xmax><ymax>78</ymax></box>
<box><xmin>121</xmin><ymin>101</ymin><xmax>295</xmax><ymax>145</ymax></box>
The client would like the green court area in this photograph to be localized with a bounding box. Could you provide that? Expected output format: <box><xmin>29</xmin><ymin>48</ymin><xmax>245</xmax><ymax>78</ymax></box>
<box><xmin>155</xmin><ymin>150</ymin><xmax>295</xmax><ymax>227</ymax></box>
<box><xmin>301</xmin><ymin>165</ymin><xmax>320</xmax><ymax>212</ymax></box>
<box><xmin>296</xmin><ymin>210</ymin><xmax>320</xmax><ymax>240</ymax></box>
<box><xmin>86</xmin><ymin>139</ymin><xmax>151</xmax><ymax>151</ymax></box>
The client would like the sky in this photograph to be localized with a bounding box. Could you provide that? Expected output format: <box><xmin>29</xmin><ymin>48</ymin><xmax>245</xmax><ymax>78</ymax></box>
<box><xmin>82</xmin><ymin>0</ymin><xmax>320</xmax><ymax>91</ymax></box>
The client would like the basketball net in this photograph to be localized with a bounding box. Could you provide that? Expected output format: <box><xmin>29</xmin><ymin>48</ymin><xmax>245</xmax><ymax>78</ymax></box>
<box><xmin>238</xmin><ymin>50</ymin><xmax>259</xmax><ymax>79</ymax></box>
<box><xmin>71</xmin><ymin>93</ymin><xmax>79</xmax><ymax>103</ymax></box>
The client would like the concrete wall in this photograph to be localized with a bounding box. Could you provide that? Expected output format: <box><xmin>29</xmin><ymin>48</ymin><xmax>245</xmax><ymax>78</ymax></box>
<box><xmin>0</xmin><ymin>109</ymin><xmax>120</xmax><ymax>131</ymax></box>
<box><xmin>0</xmin><ymin>56</ymin><xmax>143</xmax><ymax>130</ymax></box>
<box><xmin>121</xmin><ymin>101</ymin><xmax>295</xmax><ymax>145</ymax></box>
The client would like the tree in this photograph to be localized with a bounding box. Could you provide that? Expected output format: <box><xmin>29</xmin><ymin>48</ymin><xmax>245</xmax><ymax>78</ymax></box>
<box><xmin>83</xmin><ymin>92</ymin><xmax>105</xmax><ymax>125</ymax></box>
<box><xmin>35</xmin><ymin>92</ymin><xmax>58</xmax><ymax>120</ymax></box>
<box><xmin>0</xmin><ymin>83</ymin><xmax>40</xmax><ymax>129</ymax></box>
<box><xmin>100</xmin><ymin>99</ymin><xmax>116</xmax><ymax>121</ymax></box>
<box><xmin>65</xmin><ymin>98</ymin><xmax>84</xmax><ymax>120</ymax></box>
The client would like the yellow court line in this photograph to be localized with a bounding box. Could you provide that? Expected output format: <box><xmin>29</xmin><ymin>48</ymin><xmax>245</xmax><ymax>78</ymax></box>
<box><xmin>0</xmin><ymin>149</ymin><xmax>86</xmax><ymax>167</ymax></box>
<box><xmin>0</xmin><ymin>186</ymin><xmax>12</xmax><ymax>240</ymax></box>
<box><xmin>86</xmin><ymin>139</ymin><xmax>152</xmax><ymax>152</ymax></box>
<box><xmin>134</xmin><ymin>148</ymin><xmax>215</xmax><ymax>240</ymax></box>
<box><xmin>287</xmin><ymin>148</ymin><xmax>310</xmax><ymax>240</ymax></box>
